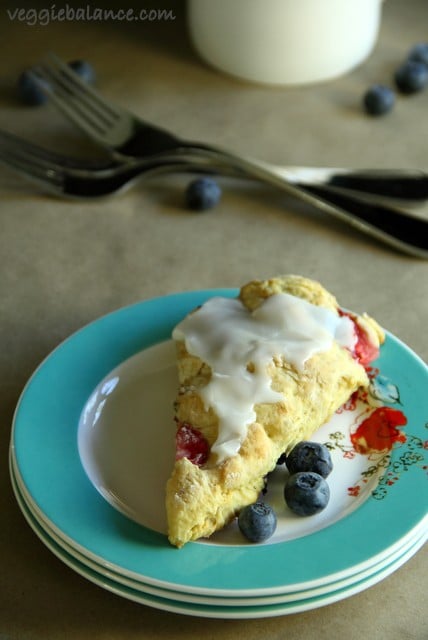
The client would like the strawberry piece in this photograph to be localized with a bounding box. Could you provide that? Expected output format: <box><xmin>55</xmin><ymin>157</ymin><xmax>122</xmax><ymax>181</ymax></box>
<box><xmin>352</xmin><ymin>319</ymin><xmax>379</xmax><ymax>365</ymax></box>
<box><xmin>175</xmin><ymin>422</ymin><xmax>209</xmax><ymax>466</ymax></box>
<box><xmin>339</xmin><ymin>309</ymin><xmax>379</xmax><ymax>366</ymax></box>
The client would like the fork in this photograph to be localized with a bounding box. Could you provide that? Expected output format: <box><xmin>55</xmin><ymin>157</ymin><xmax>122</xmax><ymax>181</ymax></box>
<box><xmin>1</xmin><ymin>128</ymin><xmax>425</xmax><ymax>205</ymax></box>
<box><xmin>1</xmin><ymin>130</ymin><xmax>427</xmax><ymax>258</ymax></box>
<box><xmin>31</xmin><ymin>54</ymin><xmax>428</xmax><ymax>204</ymax></box>
<box><xmin>0</xmin><ymin>129</ymin><xmax>227</xmax><ymax>198</ymax></box>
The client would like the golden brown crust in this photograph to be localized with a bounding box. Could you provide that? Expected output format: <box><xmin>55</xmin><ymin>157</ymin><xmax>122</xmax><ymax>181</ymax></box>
<box><xmin>239</xmin><ymin>274</ymin><xmax>339</xmax><ymax>312</ymax></box>
<box><xmin>166</xmin><ymin>275</ymin><xmax>383</xmax><ymax>548</ymax></box>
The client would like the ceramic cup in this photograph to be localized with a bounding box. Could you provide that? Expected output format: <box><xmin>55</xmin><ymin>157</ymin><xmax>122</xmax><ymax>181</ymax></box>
<box><xmin>188</xmin><ymin>0</ymin><xmax>384</xmax><ymax>86</ymax></box>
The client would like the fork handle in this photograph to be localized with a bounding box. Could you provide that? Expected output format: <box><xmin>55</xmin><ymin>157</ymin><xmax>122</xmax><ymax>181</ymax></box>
<box><xmin>299</xmin><ymin>184</ymin><xmax>427</xmax><ymax>255</ymax></box>
<box><xmin>265</xmin><ymin>166</ymin><xmax>428</xmax><ymax>202</ymax></box>
<box><xmin>184</xmin><ymin>146</ymin><xmax>428</xmax><ymax>257</ymax></box>
<box><xmin>184</xmin><ymin>145</ymin><xmax>428</xmax><ymax>202</ymax></box>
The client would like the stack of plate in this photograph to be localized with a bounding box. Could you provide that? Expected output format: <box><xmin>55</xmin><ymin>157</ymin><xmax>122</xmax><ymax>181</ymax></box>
<box><xmin>9</xmin><ymin>290</ymin><xmax>428</xmax><ymax>619</ymax></box>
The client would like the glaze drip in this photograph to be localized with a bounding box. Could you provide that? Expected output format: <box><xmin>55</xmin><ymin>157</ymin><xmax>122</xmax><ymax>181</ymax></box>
<box><xmin>173</xmin><ymin>293</ymin><xmax>356</xmax><ymax>462</ymax></box>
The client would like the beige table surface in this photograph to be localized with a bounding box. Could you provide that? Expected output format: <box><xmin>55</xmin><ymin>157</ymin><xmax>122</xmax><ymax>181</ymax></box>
<box><xmin>0</xmin><ymin>1</ymin><xmax>427</xmax><ymax>638</ymax></box>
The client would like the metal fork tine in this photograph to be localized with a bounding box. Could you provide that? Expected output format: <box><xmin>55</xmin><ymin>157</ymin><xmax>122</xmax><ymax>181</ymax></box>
<box><xmin>0</xmin><ymin>129</ymin><xmax>121</xmax><ymax>172</ymax></box>
<box><xmin>32</xmin><ymin>59</ymin><xmax>136</xmax><ymax>148</ymax></box>
<box><xmin>31</xmin><ymin>52</ymin><xmax>182</xmax><ymax>157</ymax></box>
<box><xmin>48</xmin><ymin>53</ymin><xmax>121</xmax><ymax>119</ymax></box>
<box><xmin>39</xmin><ymin>55</ymin><xmax>121</xmax><ymax>131</ymax></box>
<box><xmin>0</xmin><ymin>152</ymin><xmax>62</xmax><ymax>184</ymax></box>
<box><xmin>0</xmin><ymin>130</ymin><xmax>209</xmax><ymax>198</ymax></box>
<box><xmin>31</xmin><ymin>66</ymin><xmax>111</xmax><ymax>136</ymax></box>
<box><xmin>38</xmin><ymin>65</ymin><xmax>115</xmax><ymax>129</ymax></box>
<box><xmin>0</xmin><ymin>148</ymin><xmax>64</xmax><ymax>189</ymax></box>
<box><xmin>0</xmin><ymin>133</ymin><xmax>68</xmax><ymax>184</ymax></box>
<box><xmin>0</xmin><ymin>130</ymin><xmax>68</xmax><ymax>172</ymax></box>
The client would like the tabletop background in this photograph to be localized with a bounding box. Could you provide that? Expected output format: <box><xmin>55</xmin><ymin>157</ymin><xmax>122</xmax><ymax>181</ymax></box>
<box><xmin>0</xmin><ymin>1</ymin><xmax>427</xmax><ymax>639</ymax></box>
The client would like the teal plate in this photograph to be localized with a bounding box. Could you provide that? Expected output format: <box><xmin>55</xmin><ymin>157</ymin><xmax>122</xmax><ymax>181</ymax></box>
<box><xmin>10</xmin><ymin>450</ymin><xmax>427</xmax><ymax>607</ymax></box>
<box><xmin>9</xmin><ymin>457</ymin><xmax>428</xmax><ymax>618</ymax></box>
<box><xmin>11</xmin><ymin>290</ymin><xmax>428</xmax><ymax>596</ymax></box>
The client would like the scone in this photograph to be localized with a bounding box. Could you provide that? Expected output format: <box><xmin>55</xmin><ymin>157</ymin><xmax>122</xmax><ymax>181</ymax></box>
<box><xmin>166</xmin><ymin>275</ymin><xmax>384</xmax><ymax>548</ymax></box>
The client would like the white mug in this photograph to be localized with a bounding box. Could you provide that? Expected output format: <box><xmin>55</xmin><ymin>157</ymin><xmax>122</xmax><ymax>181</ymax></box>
<box><xmin>188</xmin><ymin>0</ymin><xmax>384</xmax><ymax>86</ymax></box>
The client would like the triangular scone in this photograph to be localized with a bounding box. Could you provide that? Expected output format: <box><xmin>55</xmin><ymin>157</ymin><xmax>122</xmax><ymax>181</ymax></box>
<box><xmin>166</xmin><ymin>275</ymin><xmax>384</xmax><ymax>548</ymax></box>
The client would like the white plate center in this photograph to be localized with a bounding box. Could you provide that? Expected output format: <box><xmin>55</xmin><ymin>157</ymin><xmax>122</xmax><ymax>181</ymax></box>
<box><xmin>78</xmin><ymin>341</ymin><xmax>177</xmax><ymax>533</ymax></box>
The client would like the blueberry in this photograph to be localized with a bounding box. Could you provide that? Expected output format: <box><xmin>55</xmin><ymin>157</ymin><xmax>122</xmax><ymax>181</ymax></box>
<box><xmin>407</xmin><ymin>43</ymin><xmax>428</xmax><ymax>67</ymax></box>
<box><xmin>284</xmin><ymin>472</ymin><xmax>330</xmax><ymax>516</ymax></box>
<box><xmin>394</xmin><ymin>60</ymin><xmax>428</xmax><ymax>94</ymax></box>
<box><xmin>276</xmin><ymin>452</ymin><xmax>287</xmax><ymax>465</ymax></box>
<box><xmin>238</xmin><ymin>502</ymin><xmax>277</xmax><ymax>543</ymax></box>
<box><xmin>17</xmin><ymin>69</ymin><xmax>49</xmax><ymax>106</ymax></box>
<box><xmin>185</xmin><ymin>177</ymin><xmax>222</xmax><ymax>211</ymax></box>
<box><xmin>68</xmin><ymin>60</ymin><xmax>96</xmax><ymax>84</ymax></box>
<box><xmin>363</xmin><ymin>84</ymin><xmax>395</xmax><ymax>116</ymax></box>
<box><xmin>285</xmin><ymin>441</ymin><xmax>333</xmax><ymax>478</ymax></box>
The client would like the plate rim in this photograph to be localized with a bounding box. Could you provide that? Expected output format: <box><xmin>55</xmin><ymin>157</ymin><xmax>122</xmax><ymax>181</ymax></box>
<box><xmin>10</xmin><ymin>457</ymin><xmax>427</xmax><ymax>618</ymax></box>
<box><xmin>10</xmin><ymin>451</ymin><xmax>427</xmax><ymax>606</ymax></box>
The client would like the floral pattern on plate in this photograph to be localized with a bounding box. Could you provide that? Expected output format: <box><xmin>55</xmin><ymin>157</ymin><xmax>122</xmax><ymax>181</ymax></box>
<box><xmin>326</xmin><ymin>367</ymin><xmax>427</xmax><ymax>500</ymax></box>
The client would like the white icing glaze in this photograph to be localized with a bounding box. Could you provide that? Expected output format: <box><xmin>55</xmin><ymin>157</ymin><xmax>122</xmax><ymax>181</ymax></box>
<box><xmin>172</xmin><ymin>293</ymin><xmax>356</xmax><ymax>462</ymax></box>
